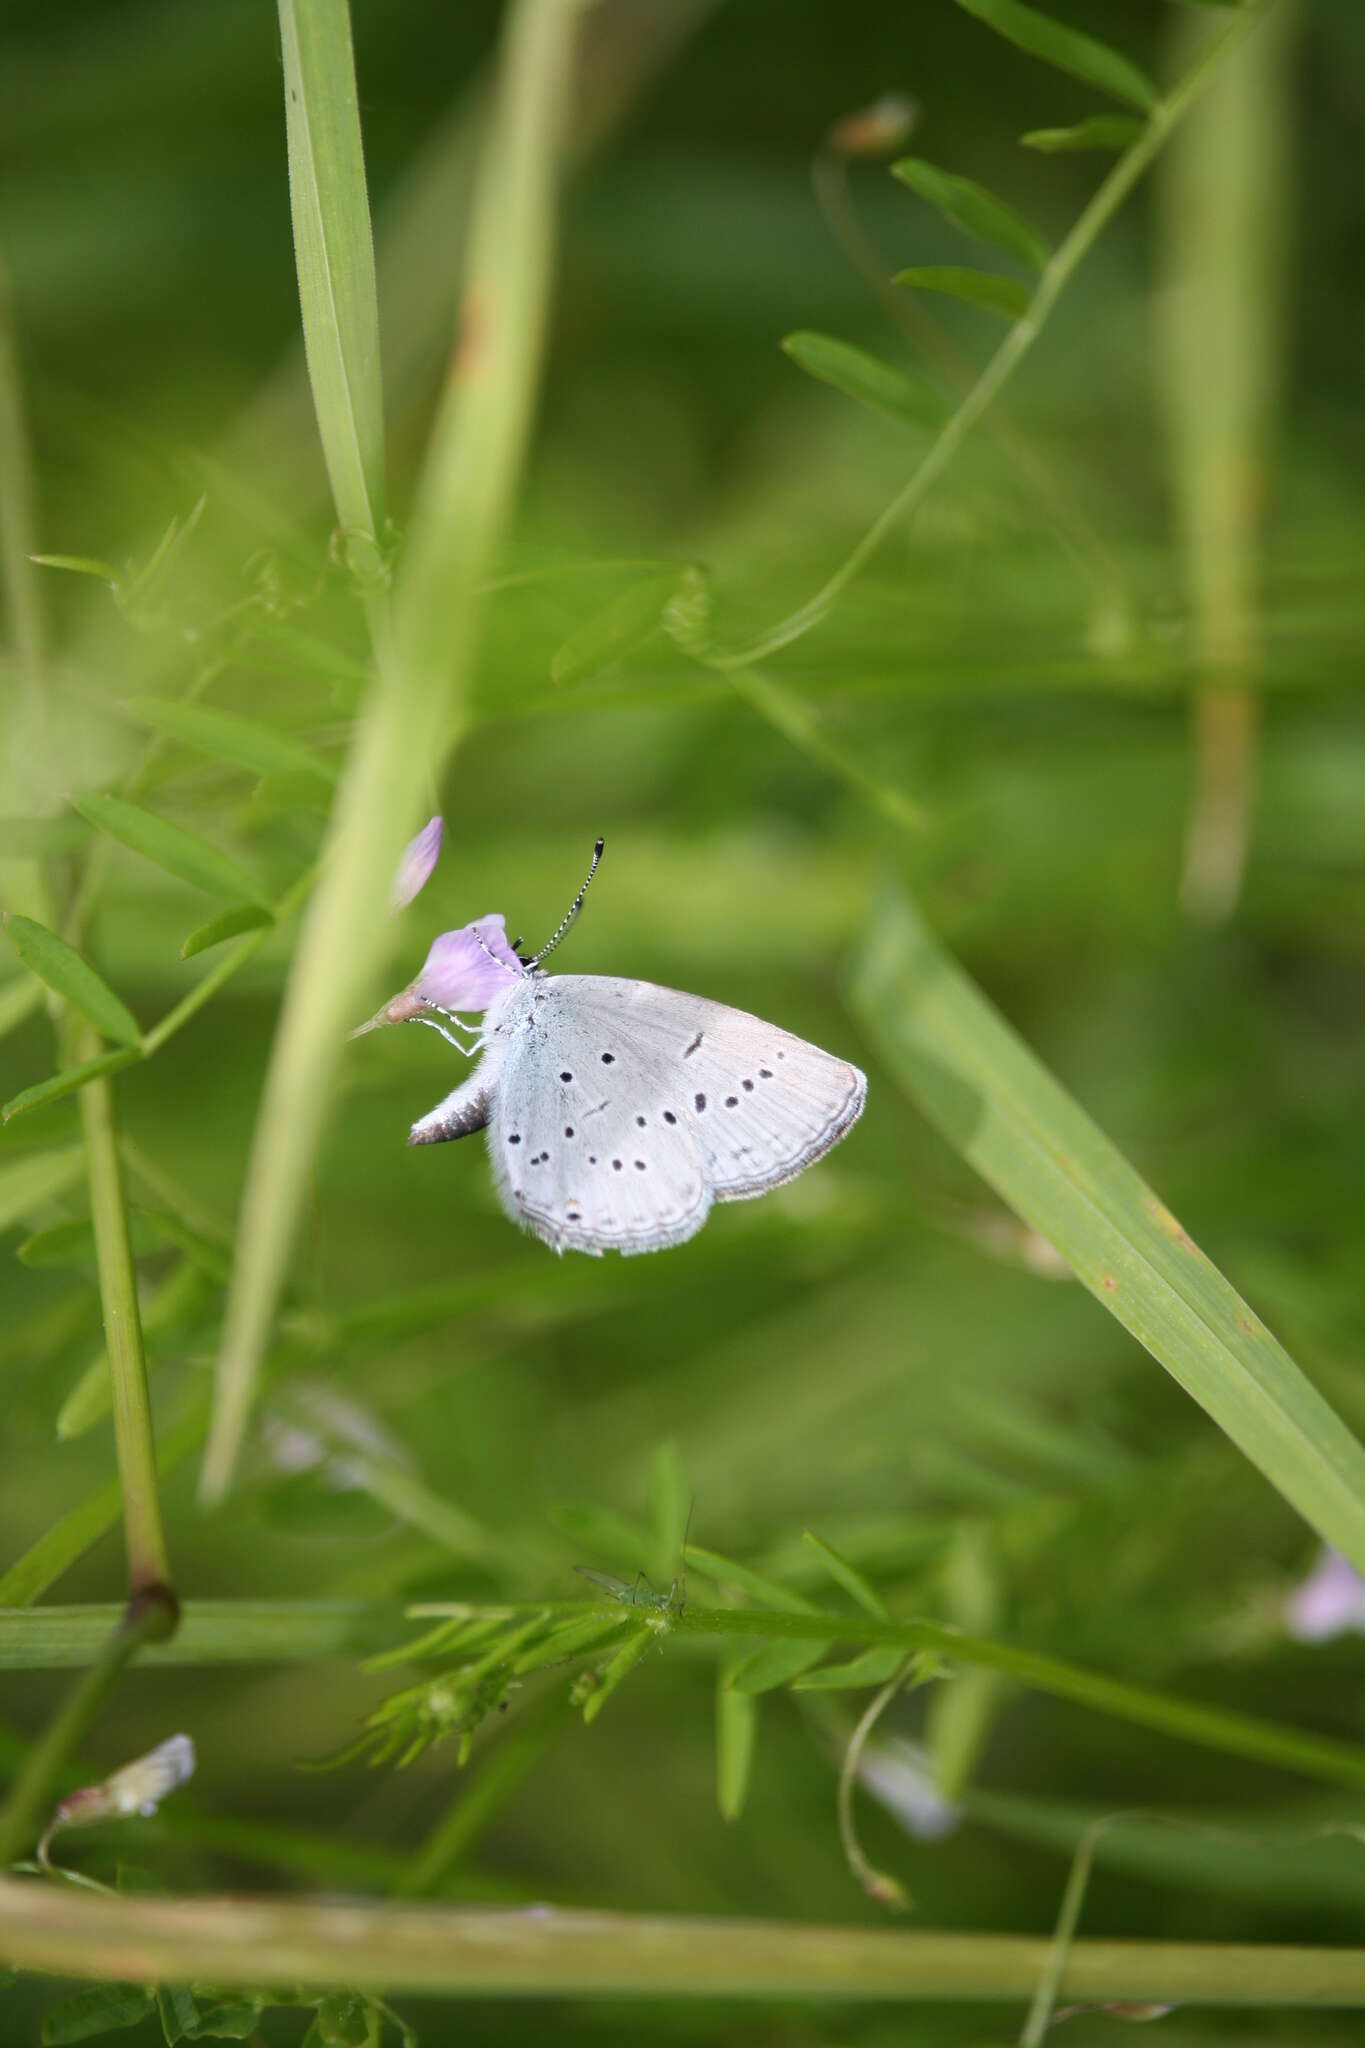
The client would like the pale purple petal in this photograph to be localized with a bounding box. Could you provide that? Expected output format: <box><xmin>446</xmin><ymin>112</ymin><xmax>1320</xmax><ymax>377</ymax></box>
<box><xmin>389</xmin><ymin>815</ymin><xmax>444</xmax><ymax>912</ymax></box>
<box><xmin>859</xmin><ymin>1739</ymin><xmax>961</xmax><ymax>1841</ymax></box>
<box><xmin>1285</xmin><ymin>1548</ymin><xmax>1365</xmax><ymax>1642</ymax></box>
<box><xmin>414</xmin><ymin>914</ymin><xmax>524</xmax><ymax>1014</ymax></box>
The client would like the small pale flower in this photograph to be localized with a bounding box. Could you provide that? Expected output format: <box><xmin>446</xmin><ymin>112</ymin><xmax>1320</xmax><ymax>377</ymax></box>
<box><xmin>389</xmin><ymin>814</ymin><xmax>443</xmax><ymax>912</ymax></box>
<box><xmin>858</xmin><ymin>1737</ymin><xmax>962</xmax><ymax>1842</ymax></box>
<box><xmin>1285</xmin><ymin>1548</ymin><xmax>1365</xmax><ymax>1642</ymax></box>
<box><xmin>39</xmin><ymin>1733</ymin><xmax>196</xmax><ymax>1867</ymax></box>
<box><xmin>353</xmin><ymin>913</ymin><xmax>524</xmax><ymax>1037</ymax></box>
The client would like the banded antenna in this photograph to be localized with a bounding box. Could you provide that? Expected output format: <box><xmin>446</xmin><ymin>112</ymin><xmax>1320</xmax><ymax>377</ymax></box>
<box><xmin>527</xmin><ymin>838</ymin><xmax>604</xmax><ymax>971</ymax></box>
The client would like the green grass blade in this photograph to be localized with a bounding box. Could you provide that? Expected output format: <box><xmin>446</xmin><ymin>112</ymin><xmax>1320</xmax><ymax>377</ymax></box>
<box><xmin>71</xmin><ymin>793</ymin><xmax>267</xmax><ymax>905</ymax></box>
<box><xmin>0</xmin><ymin>1145</ymin><xmax>86</xmax><ymax>1234</ymax></box>
<box><xmin>277</xmin><ymin>0</ymin><xmax>386</xmax><ymax>566</ymax></box>
<box><xmin>3</xmin><ymin>1048</ymin><xmax>142</xmax><ymax>1125</ymax></box>
<box><xmin>780</xmin><ymin>332</ymin><xmax>946</xmax><ymax>429</ymax></box>
<box><xmin>802</xmin><ymin>1530</ymin><xmax>889</xmax><ymax>1617</ymax></box>
<box><xmin>1021</xmin><ymin>114</ymin><xmax>1147</xmax><ymax>153</ymax></box>
<box><xmin>201</xmin><ymin>0</ymin><xmax>578</xmax><ymax>1504</ymax></box>
<box><xmin>124</xmin><ymin>696</ymin><xmax>336</xmax><ymax>787</ymax></box>
<box><xmin>180</xmin><ymin>905</ymin><xmax>273</xmax><ymax>960</ymax></box>
<box><xmin>849</xmin><ymin>892</ymin><xmax>1365</xmax><ymax>1579</ymax></box>
<box><xmin>955</xmin><ymin>0</ymin><xmax>1157</xmax><ymax>112</ymax></box>
<box><xmin>716</xmin><ymin>1659</ymin><xmax>758</xmax><ymax>1821</ymax></box>
<box><xmin>892</xmin><ymin>266</ymin><xmax>1032</xmax><ymax>320</ymax></box>
<box><xmin>2</xmin><ymin>915</ymin><xmax>140</xmax><ymax>1046</ymax></box>
<box><xmin>891</xmin><ymin>158</ymin><xmax>1050</xmax><ymax>272</ymax></box>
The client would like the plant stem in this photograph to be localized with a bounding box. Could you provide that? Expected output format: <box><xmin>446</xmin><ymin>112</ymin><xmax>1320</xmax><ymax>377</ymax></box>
<box><xmin>6</xmin><ymin>1601</ymin><xmax>1365</xmax><ymax>1795</ymax></box>
<box><xmin>712</xmin><ymin>0</ymin><xmax>1275</xmax><ymax>672</ymax></box>
<box><xmin>1</xmin><ymin>1886</ymin><xmax>1364</xmax><ymax>2009</ymax></box>
<box><xmin>74</xmin><ymin>1027</ymin><xmax>174</xmax><ymax>1607</ymax></box>
<box><xmin>0</xmin><ymin>1601</ymin><xmax>167</xmax><ymax>1867</ymax></box>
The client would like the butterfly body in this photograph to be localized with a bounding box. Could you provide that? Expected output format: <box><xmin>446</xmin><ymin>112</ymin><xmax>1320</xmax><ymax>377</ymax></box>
<box><xmin>410</xmin><ymin>971</ymin><xmax>866</xmax><ymax>1257</ymax></box>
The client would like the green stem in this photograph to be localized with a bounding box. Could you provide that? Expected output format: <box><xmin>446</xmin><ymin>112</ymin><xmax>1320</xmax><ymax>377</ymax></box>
<box><xmin>0</xmin><ymin>1601</ymin><xmax>166</xmax><ymax>1867</ymax></box>
<box><xmin>0</xmin><ymin>1886</ymin><xmax>1363</xmax><ymax>2008</ymax></box>
<box><xmin>5</xmin><ymin>1601</ymin><xmax>1364</xmax><ymax>1796</ymax></box>
<box><xmin>712</xmin><ymin>0</ymin><xmax>1274</xmax><ymax>672</ymax></box>
<box><xmin>74</xmin><ymin>1031</ymin><xmax>173</xmax><ymax>1604</ymax></box>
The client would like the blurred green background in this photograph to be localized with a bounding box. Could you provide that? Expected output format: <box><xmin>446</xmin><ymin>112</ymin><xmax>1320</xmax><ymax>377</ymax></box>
<box><xmin>3</xmin><ymin>0</ymin><xmax>1365</xmax><ymax>2040</ymax></box>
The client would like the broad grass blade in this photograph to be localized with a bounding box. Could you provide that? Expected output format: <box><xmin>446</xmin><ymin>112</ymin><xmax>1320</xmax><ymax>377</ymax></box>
<box><xmin>850</xmin><ymin>893</ymin><xmax>1365</xmax><ymax>1578</ymax></box>
<box><xmin>201</xmin><ymin>0</ymin><xmax>578</xmax><ymax>1503</ymax></box>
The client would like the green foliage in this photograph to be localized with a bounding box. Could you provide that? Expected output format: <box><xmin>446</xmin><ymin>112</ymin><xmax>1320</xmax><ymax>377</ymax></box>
<box><xmin>5</xmin><ymin>0</ymin><xmax>1363</xmax><ymax>2034</ymax></box>
<box><xmin>891</xmin><ymin>265</ymin><xmax>1034</xmax><ymax>319</ymax></box>
<box><xmin>780</xmin><ymin>333</ymin><xmax>946</xmax><ymax>428</ymax></box>
<box><xmin>891</xmin><ymin>158</ymin><xmax>1051</xmax><ymax>271</ymax></box>
<box><xmin>2</xmin><ymin>917</ymin><xmax>140</xmax><ymax>1047</ymax></box>
<box><xmin>955</xmin><ymin>0</ymin><xmax>1158</xmax><ymax>110</ymax></box>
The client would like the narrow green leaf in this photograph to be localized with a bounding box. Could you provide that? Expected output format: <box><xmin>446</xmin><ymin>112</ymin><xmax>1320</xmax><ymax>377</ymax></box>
<box><xmin>891</xmin><ymin>158</ymin><xmax>1050</xmax><ymax>271</ymax></box>
<box><xmin>955</xmin><ymin>0</ymin><xmax>1157</xmax><ymax>111</ymax></box>
<box><xmin>549</xmin><ymin>573</ymin><xmax>683</xmax><ymax>687</ymax></box>
<box><xmin>180</xmin><ymin>904</ymin><xmax>274</xmax><ymax>960</ymax></box>
<box><xmin>41</xmin><ymin>1983</ymin><xmax>156</xmax><ymax>2044</ymax></box>
<box><xmin>3</xmin><ymin>1047</ymin><xmax>141</xmax><ymax>1125</ymax></box>
<box><xmin>892</xmin><ymin>266</ymin><xmax>1032</xmax><ymax>320</ymax></box>
<box><xmin>803</xmin><ymin>1530</ymin><xmax>889</xmax><ymax>1617</ymax></box>
<box><xmin>581</xmin><ymin>1622</ymin><xmax>657</xmax><ymax>1724</ymax></box>
<box><xmin>729</xmin><ymin>1637</ymin><xmax>829</xmax><ymax>1694</ymax></box>
<box><xmin>780</xmin><ymin>332</ymin><xmax>946</xmax><ymax>429</ymax></box>
<box><xmin>0</xmin><ymin>1144</ymin><xmax>86</xmax><ymax>1233</ymax></box>
<box><xmin>277</xmin><ymin>0</ymin><xmax>387</xmax><ymax>569</ymax></box>
<box><xmin>850</xmin><ymin>892</ymin><xmax>1365</xmax><ymax>1579</ymax></box>
<box><xmin>790</xmin><ymin>1645</ymin><xmax>910</xmax><ymax>1690</ymax></box>
<box><xmin>28</xmin><ymin>552</ymin><xmax>116</xmax><ymax>583</ymax></box>
<box><xmin>72</xmin><ymin>793</ymin><xmax>267</xmax><ymax>905</ymax></box>
<box><xmin>0</xmin><ymin>814</ymin><xmax>90</xmax><ymax>856</ymax></box>
<box><xmin>124</xmin><ymin>696</ymin><xmax>336</xmax><ymax>786</ymax></box>
<box><xmin>1021</xmin><ymin>114</ymin><xmax>1146</xmax><ymax>153</ymax></box>
<box><xmin>685</xmin><ymin>1544</ymin><xmax>819</xmax><ymax>1614</ymax></box>
<box><xmin>716</xmin><ymin>1659</ymin><xmax>758</xmax><ymax>1821</ymax></box>
<box><xmin>2</xmin><ymin>914</ymin><xmax>141</xmax><ymax>1046</ymax></box>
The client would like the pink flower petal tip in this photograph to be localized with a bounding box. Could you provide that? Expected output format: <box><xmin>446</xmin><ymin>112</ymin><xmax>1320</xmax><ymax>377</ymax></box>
<box><xmin>389</xmin><ymin>814</ymin><xmax>444</xmax><ymax>912</ymax></box>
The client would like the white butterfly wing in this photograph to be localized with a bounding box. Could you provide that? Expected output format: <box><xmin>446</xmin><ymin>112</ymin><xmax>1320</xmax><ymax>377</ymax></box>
<box><xmin>486</xmin><ymin>980</ymin><xmax>711</xmax><ymax>1256</ymax></box>
<box><xmin>484</xmin><ymin>975</ymin><xmax>864</xmax><ymax>1254</ymax></box>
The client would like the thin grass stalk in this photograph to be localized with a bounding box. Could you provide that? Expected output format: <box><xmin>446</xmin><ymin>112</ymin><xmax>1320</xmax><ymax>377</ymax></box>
<box><xmin>711</xmin><ymin>0</ymin><xmax>1276</xmax><ymax>673</ymax></box>
<box><xmin>201</xmin><ymin>0</ymin><xmax>578</xmax><ymax>1503</ymax></box>
<box><xmin>75</xmin><ymin>1036</ymin><xmax>174</xmax><ymax>1604</ymax></box>
<box><xmin>3</xmin><ymin>1886</ymin><xmax>1365</xmax><ymax>2009</ymax></box>
<box><xmin>1160</xmin><ymin>4</ymin><xmax>1296</xmax><ymax>920</ymax></box>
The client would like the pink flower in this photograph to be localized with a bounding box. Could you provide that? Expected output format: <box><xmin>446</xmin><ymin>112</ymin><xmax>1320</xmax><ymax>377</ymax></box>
<box><xmin>353</xmin><ymin>913</ymin><xmax>523</xmax><ymax>1037</ymax></box>
<box><xmin>389</xmin><ymin>814</ymin><xmax>443</xmax><ymax>912</ymax></box>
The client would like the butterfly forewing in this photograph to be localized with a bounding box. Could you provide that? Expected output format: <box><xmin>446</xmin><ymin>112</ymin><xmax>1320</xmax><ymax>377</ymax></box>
<box><xmin>487</xmin><ymin>979</ymin><xmax>711</xmax><ymax>1255</ymax></box>
<box><xmin>484</xmin><ymin>975</ymin><xmax>864</xmax><ymax>1254</ymax></box>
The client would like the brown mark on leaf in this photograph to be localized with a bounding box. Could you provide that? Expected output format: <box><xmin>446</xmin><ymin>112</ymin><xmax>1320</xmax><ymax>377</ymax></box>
<box><xmin>1102</xmin><ymin>1273</ymin><xmax>1119</xmax><ymax>1294</ymax></box>
<box><xmin>452</xmin><ymin>285</ymin><xmax>490</xmax><ymax>384</ymax></box>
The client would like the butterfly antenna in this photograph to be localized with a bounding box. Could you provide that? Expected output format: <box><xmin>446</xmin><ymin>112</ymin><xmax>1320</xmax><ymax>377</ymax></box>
<box><xmin>526</xmin><ymin>838</ymin><xmax>604</xmax><ymax>971</ymax></box>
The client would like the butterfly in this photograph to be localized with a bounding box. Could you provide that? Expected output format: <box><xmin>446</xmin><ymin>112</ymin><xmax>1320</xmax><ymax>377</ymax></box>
<box><xmin>359</xmin><ymin>841</ymin><xmax>866</xmax><ymax>1256</ymax></box>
